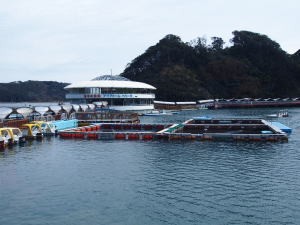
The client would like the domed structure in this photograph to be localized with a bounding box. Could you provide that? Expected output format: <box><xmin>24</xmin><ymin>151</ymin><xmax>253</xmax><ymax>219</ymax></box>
<box><xmin>64</xmin><ymin>75</ymin><xmax>156</xmax><ymax>111</ymax></box>
<box><xmin>91</xmin><ymin>75</ymin><xmax>130</xmax><ymax>81</ymax></box>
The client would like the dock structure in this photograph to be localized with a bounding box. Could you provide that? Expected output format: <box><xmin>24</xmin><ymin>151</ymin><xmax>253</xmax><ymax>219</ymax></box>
<box><xmin>59</xmin><ymin>123</ymin><xmax>168</xmax><ymax>140</ymax></box>
<box><xmin>0</xmin><ymin>104</ymin><xmax>140</xmax><ymax>128</ymax></box>
<box><xmin>204</xmin><ymin>98</ymin><xmax>300</xmax><ymax>109</ymax></box>
<box><xmin>58</xmin><ymin>118</ymin><xmax>289</xmax><ymax>142</ymax></box>
<box><xmin>75</xmin><ymin>111</ymin><xmax>140</xmax><ymax>124</ymax></box>
<box><xmin>154</xmin><ymin>101</ymin><xmax>198</xmax><ymax>110</ymax></box>
<box><xmin>161</xmin><ymin>118</ymin><xmax>289</xmax><ymax>141</ymax></box>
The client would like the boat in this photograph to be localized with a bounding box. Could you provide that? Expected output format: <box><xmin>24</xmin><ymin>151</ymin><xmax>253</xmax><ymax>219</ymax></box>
<box><xmin>143</xmin><ymin>110</ymin><xmax>173</xmax><ymax>116</ymax></box>
<box><xmin>6</xmin><ymin>127</ymin><xmax>26</xmax><ymax>144</ymax></box>
<box><xmin>0</xmin><ymin>127</ymin><xmax>25</xmax><ymax>148</ymax></box>
<box><xmin>31</xmin><ymin>121</ymin><xmax>57</xmax><ymax>135</ymax></box>
<box><xmin>20</xmin><ymin>124</ymin><xmax>43</xmax><ymax>139</ymax></box>
<box><xmin>267</xmin><ymin>110</ymin><xmax>289</xmax><ymax>118</ymax></box>
<box><xmin>0</xmin><ymin>128</ymin><xmax>13</xmax><ymax>147</ymax></box>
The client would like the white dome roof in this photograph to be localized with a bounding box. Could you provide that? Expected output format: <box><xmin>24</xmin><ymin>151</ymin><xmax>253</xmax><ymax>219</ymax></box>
<box><xmin>92</xmin><ymin>75</ymin><xmax>130</xmax><ymax>81</ymax></box>
<box><xmin>65</xmin><ymin>75</ymin><xmax>156</xmax><ymax>90</ymax></box>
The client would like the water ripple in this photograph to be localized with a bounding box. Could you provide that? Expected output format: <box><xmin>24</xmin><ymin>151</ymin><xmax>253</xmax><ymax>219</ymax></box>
<box><xmin>1</xmin><ymin>108</ymin><xmax>300</xmax><ymax>224</ymax></box>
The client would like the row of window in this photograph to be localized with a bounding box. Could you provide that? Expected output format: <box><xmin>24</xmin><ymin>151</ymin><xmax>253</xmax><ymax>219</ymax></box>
<box><xmin>70</xmin><ymin>98</ymin><xmax>153</xmax><ymax>106</ymax></box>
<box><xmin>83</xmin><ymin>99</ymin><xmax>152</xmax><ymax>106</ymax></box>
<box><xmin>69</xmin><ymin>88</ymin><xmax>153</xmax><ymax>94</ymax></box>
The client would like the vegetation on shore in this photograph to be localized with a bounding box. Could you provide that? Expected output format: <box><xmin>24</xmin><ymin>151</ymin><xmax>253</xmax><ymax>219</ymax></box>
<box><xmin>122</xmin><ymin>31</ymin><xmax>300</xmax><ymax>101</ymax></box>
<box><xmin>0</xmin><ymin>80</ymin><xmax>68</xmax><ymax>102</ymax></box>
<box><xmin>1</xmin><ymin>30</ymin><xmax>299</xmax><ymax>102</ymax></box>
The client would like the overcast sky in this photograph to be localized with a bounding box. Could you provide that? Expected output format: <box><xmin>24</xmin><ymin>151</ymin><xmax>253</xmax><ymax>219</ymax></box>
<box><xmin>0</xmin><ymin>0</ymin><xmax>299</xmax><ymax>83</ymax></box>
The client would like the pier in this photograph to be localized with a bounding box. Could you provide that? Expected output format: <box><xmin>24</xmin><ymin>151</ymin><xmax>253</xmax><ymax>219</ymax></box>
<box><xmin>199</xmin><ymin>98</ymin><xmax>300</xmax><ymax>109</ymax></box>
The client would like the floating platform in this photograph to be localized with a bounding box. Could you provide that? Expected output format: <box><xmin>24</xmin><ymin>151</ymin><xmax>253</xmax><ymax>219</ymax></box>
<box><xmin>59</xmin><ymin>123</ymin><xmax>169</xmax><ymax>140</ymax></box>
<box><xmin>58</xmin><ymin>118</ymin><xmax>289</xmax><ymax>142</ymax></box>
<box><xmin>75</xmin><ymin>111</ymin><xmax>140</xmax><ymax>124</ymax></box>
<box><xmin>270</xmin><ymin>122</ymin><xmax>292</xmax><ymax>134</ymax></box>
<box><xmin>207</xmin><ymin>98</ymin><xmax>300</xmax><ymax>109</ymax></box>
<box><xmin>51</xmin><ymin>119</ymin><xmax>78</xmax><ymax>131</ymax></box>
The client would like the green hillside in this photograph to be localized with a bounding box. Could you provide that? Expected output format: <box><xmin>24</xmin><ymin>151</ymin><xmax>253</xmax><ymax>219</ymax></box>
<box><xmin>122</xmin><ymin>31</ymin><xmax>300</xmax><ymax>101</ymax></box>
<box><xmin>0</xmin><ymin>80</ymin><xmax>68</xmax><ymax>102</ymax></box>
<box><xmin>1</xmin><ymin>30</ymin><xmax>299</xmax><ymax>102</ymax></box>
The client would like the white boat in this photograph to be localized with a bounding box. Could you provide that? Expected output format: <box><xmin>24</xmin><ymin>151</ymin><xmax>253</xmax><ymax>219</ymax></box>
<box><xmin>0</xmin><ymin>127</ymin><xmax>25</xmax><ymax>147</ymax></box>
<box><xmin>32</xmin><ymin>121</ymin><xmax>57</xmax><ymax>135</ymax></box>
<box><xmin>0</xmin><ymin>128</ymin><xmax>13</xmax><ymax>146</ymax></box>
<box><xmin>143</xmin><ymin>110</ymin><xmax>173</xmax><ymax>116</ymax></box>
<box><xmin>267</xmin><ymin>110</ymin><xmax>289</xmax><ymax>118</ymax></box>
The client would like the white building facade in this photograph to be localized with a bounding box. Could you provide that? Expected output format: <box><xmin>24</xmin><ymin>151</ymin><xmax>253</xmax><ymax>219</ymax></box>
<box><xmin>65</xmin><ymin>75</ymin><xmax>156</xmax><ymax>111</ymax></box>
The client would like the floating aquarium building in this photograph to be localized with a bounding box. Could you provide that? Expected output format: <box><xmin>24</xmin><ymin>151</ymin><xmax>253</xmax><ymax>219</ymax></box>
<box><xmin>64</xmin><ymin>75</ymin><xmax>156</xmax><ymax>111</ymax></box>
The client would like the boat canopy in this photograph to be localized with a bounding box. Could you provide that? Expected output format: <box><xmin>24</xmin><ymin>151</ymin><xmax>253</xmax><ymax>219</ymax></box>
<box><xmin>80</xmin><ymin>104</ymin><xmax>89</xmax><ymax>112</ymax></box>
<box><xmin>35</xmin><ymin>106</ymin><xmax>50</xmax><ymax>116</ymax></box>
<box><xmin>87</xmin><ymin>104</ymin><xmax>95</xmax><ymax>110</ymax></box>
<box><xmin>0</xmin><ymin>107</ymin><xmax>13</xmax><ymax>120</ymax></box>
<box><xmin>16</xmin><ymin>107</ymin><xmax>33</xmax><ymax>118</ymax></box>
<box><xmin>49</xmin><ymin>105</ymin><xmax>62</xmax><ymax>114</ymax></box>
<box><xmin>61</xmin><ymin>105</ymin><xmax>73</xmax><ymax>113</ymax></box>
<box><xmin>72</xmin><ymin>104</ymin><xmax>80</xmax><ymax>112</ymax></box>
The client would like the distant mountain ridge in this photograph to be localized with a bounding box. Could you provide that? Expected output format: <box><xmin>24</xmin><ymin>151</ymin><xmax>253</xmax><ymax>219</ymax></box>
<box><xmin>121</xmin><ymin>31</ymin><xmax>300</xmax><ymax>101</ymax></box>
<box><xmin>0</xmin><ymin>80</ymin><xmax>68</xmax><ymax>102</ymax></box>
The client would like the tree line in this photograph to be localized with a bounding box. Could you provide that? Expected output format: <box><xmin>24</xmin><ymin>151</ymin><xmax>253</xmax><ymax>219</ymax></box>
<box><xmin>121</xmin><ymin>31</ymin><xmax>300</xmax><ymax>101</ymax></box>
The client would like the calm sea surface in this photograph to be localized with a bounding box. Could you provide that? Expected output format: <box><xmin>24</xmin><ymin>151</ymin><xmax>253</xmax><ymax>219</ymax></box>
<box><xmin>1</xmin><ymin>107</ymin><xmax>300</xmax><ymax>225</ymax></box>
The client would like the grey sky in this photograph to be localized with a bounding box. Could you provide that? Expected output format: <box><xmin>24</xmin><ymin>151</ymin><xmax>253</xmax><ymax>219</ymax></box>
<box><xmin>0</xmin><ymin>0</ymin><xmax>299</xmax><ymax>83</ymax></box>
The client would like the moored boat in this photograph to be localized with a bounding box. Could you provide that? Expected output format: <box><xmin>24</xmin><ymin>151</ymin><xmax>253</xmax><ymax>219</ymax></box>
<box><xmin>0</xmin><ymin>127</ymin><xmax>25</xmax><ymax>148</ymax></box>
<box><xmin>31</xmin><ymin>121</ymin><xmax>57</xmax><ymax>135</ymax></box>
<box><xmin>20</xmin><ymin>124</ymin><xmax>43</xmax><ymax>140</ymax></box>
<box><xmin>143</xmin><ymin>110</ymin><xmax>173</xmax><ymax>116</ymax></box>
<box><xmin>267</xmin><ymin>110</ymin><xmax>289</xmax><ymax>118</ymax></box>
<box><xmin>6</xmin><ymin>127</ymin><xmax>26</xmax><ymax>144</ymax></box>
<box><xmin>0</xmin><ymin>128</ymin><xmax>13</xmax><ymax>147</ymax></box>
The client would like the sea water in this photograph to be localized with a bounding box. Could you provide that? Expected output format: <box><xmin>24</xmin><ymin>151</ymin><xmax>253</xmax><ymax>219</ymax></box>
<box><xmin>1</xmin><ymin>108</ymin><xmax>300</xmax><ymax>225</ymax></box>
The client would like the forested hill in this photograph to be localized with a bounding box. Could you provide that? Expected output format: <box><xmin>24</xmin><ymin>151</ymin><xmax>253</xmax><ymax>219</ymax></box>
<box><xmin>0</xmin><ymin>81</ymin><xmax>68</xmax><ymax>102</ymax></box>
<box><xmin>122</xmin><ymin>31</ymin><xmax>300</xmax><ymax>101</ymax></box>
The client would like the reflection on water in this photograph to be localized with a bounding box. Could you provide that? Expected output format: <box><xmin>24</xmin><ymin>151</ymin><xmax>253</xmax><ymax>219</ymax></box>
<box><xmin>1</xmin><ymin>108</ymin><xmax>300</xmax><ymax>225</ymax></box>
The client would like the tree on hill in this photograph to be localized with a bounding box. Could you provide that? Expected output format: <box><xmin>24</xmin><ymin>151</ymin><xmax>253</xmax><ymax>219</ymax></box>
<box><xmin>122</xmin><ymin>31</ymin><xmax>300</xmax><ymax>100</ymax></box>
<box><xmin>0</xmin><ymin>81</ymin><xmax>68</xmax><ymax>102</ymax></box>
